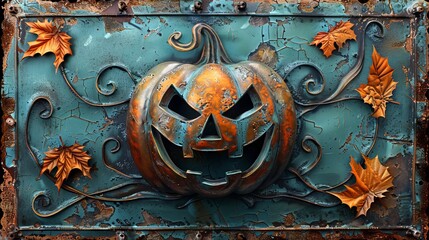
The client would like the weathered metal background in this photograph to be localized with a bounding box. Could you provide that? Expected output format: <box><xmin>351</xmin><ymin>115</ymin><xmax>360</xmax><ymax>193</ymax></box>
<box><xmin>1</xmin><ymin>0</ymin><xmax>428</xmax><ymax>239</ymax></box>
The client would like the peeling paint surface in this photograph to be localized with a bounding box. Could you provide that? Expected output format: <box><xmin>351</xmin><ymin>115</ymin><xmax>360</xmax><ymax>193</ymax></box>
<box><xmin>1</xmin><ymin>0</ymin><xmax>428</xmax><ymax>239</ymax></box>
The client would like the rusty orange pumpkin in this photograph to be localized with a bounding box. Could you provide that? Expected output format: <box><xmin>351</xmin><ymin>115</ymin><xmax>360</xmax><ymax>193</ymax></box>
<box><xmin>127</xmin><ymin>23</ymin><xmax>296</xmax><ymax>197</ymax></box>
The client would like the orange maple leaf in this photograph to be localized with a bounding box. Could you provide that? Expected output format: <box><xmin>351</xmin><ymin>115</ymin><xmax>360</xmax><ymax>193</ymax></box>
<box><xmin>40</xmin><ymin>138</ymin><xmax>91</xmax><ymax>191</ymax></box>
<box><xmin>22</xmin><ymin>20</ymin><xmax>72</xmax><ymax>71</ymax></box>
<box><xmin>310</xmin><ymin>20</ymin><xmax>356</xmax><ymax>58</ymax></box>
<box><xmin>356</xmin><ymin>47</ymin><xmax>398</xmax><ymax>118</ymax></box>
<box><xmin>329</xmin><ymin>155</ymin><xmax>394</xmax><ymax>217</ymax></box>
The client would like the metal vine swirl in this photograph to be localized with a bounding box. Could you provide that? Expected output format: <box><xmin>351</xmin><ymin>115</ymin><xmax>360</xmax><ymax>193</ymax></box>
<box><xmin>26</xmin><ymin>20</ymin><xmax>386</xmax><ymax>213</ymax></box>
<box><xmin>254</xmin><ymin>19</ymin><xmax>385</xmax><ymax>203</ymax></box>
<box><xmin>26</xmin><ymin>97</ymin><xmax>182</xmax><ymax>217</ymax></box>
<box><xmin>60</xmin><ymin>64</ymin><xmax>138</xmax><ymax>107</ymax></box>
<box><xmin>287</xmin><ymin>19</ymin><xmax>385</xmax><ymax>112</ymax></box>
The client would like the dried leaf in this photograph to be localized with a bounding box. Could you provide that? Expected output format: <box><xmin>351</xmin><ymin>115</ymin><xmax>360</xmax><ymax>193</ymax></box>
<box><xmin>22</xmin><ymin>20</ymin><xmax>72</xmax><ymax>71</ymax></box>
<box><xmin>310</xmin><ymin>21</ymin><xmax>356</xmax><ymax>58</ymax></box>
<box><xmin>329</xmin><ymin>155</ymin><xmax>394</xmax><ymax>217</ymax></box>
<box><xmin>356</xmin><ymin>47</ymin><xmax>398</xmax><ymax>118</ymax></box>
<box><xmin>40</xmin><ymin>139</ymin><xmax>91</xmax><ymax>191</ymax></box>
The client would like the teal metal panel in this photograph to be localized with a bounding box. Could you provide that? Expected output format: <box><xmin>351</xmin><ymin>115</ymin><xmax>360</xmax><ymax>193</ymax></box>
<box><xmin>1</xmin><ymin>0</ymin><xmax>428</xmax><ymax>239</ymax></box>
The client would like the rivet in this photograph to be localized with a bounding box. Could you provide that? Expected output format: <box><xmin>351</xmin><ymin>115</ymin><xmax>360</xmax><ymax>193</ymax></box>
<box><xmin>406</xmin><ymin>228</ymin><xmax>422</xmax><ymax>238</ymax></box>
<box><xmin>116</xmin><ymin>231</ymin><xmax>126</xmax><ymax>240</ymax></box>
<box><xmin>237</xmin><ymin>1</ymin><xmax>247</xmax><ymax>11</ymax></box>
<box><xmin>194</xmin><ymin>1</ymin><xmax>203</xmax><ymax>12</ymax></box>
<box><xmin>7</xmin><ymin>224</ymin><xmax>20</xmax><ymax>239</ymax></box>
<box><xmin>8</xmin><ymin>5</ymin><xmax>19</xmax><ymax>15</ymax></box>
<box><xmin>195</xmin><ymin>231</ymin><xmax>203</xmax><ymax>240</ymax></box>
<box><xmin>414</xmin><ymin>6</ymin><xmax>424</xmax><ymax>13</ymax></box>
<box><xmin>413</xmin><ymin>230</ymin><xmax>421</xmax><ymax>238</ymax></box>
<box><xmin>6</xmin><ymin>117</ymin><xmax>15</xmax><ymax>126</ymax></box>
<box><xmin>118</xmin><ymin>1</ymin><xmax>127</xmax><ymax>12</ymax></box>
<box><xmin>237</xmin><ymin>233</ymin><xmax>247</xmax><ymax>240</ymax></box>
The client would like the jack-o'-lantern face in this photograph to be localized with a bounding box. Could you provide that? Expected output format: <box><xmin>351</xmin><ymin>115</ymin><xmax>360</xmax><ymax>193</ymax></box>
<box><xmin>127</xmin><ymin>24</ymin><xmax>296</xmax><ymax>197</ymax></box>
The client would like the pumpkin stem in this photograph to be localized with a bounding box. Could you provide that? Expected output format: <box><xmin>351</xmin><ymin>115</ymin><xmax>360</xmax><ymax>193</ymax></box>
<box><xmin>168</xmin><ymin>23</ymin><xmax>232</xmax><ymax>64</ymax></box>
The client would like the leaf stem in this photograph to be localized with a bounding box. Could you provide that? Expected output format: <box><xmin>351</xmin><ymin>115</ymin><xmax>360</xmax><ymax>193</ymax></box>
<box><xmin>59</xmin><ymin>136</ymin><xmax>65</xmax><ymax>146</ymax></box>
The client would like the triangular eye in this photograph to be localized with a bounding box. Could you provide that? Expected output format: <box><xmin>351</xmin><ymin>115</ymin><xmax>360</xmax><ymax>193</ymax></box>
<box><xmin>161</xmin><ymin>85</ymin><xmax>201</xmax><ymax>121</ymax></box>
<box><xmin>222</xmin><ymin>85</ymin><xmax>262</xmax><ymax>120</ymax></box>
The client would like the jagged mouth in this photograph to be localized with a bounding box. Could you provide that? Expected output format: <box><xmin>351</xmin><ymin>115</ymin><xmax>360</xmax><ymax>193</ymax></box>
<box><xmin>151</xmin><ymin>125</ymin><xmax>274</xmax><ymax>180</ymax></box>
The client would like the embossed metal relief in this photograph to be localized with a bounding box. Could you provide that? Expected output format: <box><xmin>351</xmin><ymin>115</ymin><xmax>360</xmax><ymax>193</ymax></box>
<box><xmin>127</xmin><ymin>23</ymin><xmax>297</xmax><ymax>197</ymax></box>
<box><xmin>1</xmin><ymin>0</ymin><xmax>428</xmax><ymax>239</ymax></box>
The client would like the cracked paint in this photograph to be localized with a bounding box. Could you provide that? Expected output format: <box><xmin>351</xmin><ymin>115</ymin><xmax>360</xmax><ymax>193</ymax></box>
<box><xmin>1</xmin><ymin>0</ymin><xmax>428</xmax><ymax>239</ymax></box>
<box><xmin>248</xmin><ymin>42</ymin><xmax>279</xmax><ymax>69</ymax></box>
<box><xmin>64</xmin><ymin>200</ymin><xmax>115</xmax><ymax>227</ymax></box>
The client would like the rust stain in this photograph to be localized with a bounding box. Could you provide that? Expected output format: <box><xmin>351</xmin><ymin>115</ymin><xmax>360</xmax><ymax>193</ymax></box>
<box><xmin>102</xmin><ymin>10</ymin><xmax>126</xmax><ymax>32</ymax></box>
<box><xmin>2</xmin><ymin>3</ymin><xmax>15</xmax><ymax>71</ymax></box>
<box><xmin>1</xmin><ymin>97</ymin><xmax>15</xmax><ymax>117</ymax></box>
<box><xmin>298</xmin><ymin>0</ymin><xmax>320</xmax><ymax>13</ymax></box>
<box><xmin>230</xmin><ymin>230</ymin><xmax>414</xmax><ymax>240</ymax></box>
<box><xmin>1</xmin><ymin>98</ymin><xmax>15</xmax><ymax>151</ymax></box>
<box><xmin>144</xmin><ymin>27</ymin><xmax>161</xmax><ymax>39</ymax></box>
<box><xmin>1</xmin><ymin>9</ymin><xmax>17</xmax><ymax>239</ymax></box>
<box><xmin>248</xmin><ymin>43</ymin><xmax>279</xmax><ymax>69</ymax></box>
<box><xmin>2</xmin><ymin>1</ymin><xmax>427</xmax><ymax>238</ymax></box>
<box><xmin>99</xmin><ymin>116</ymin><xmax>114</xmax><ymax>131</ymax></box>
<box><xmin>101</xmin><ymin>0</ymin><xmax>133</xmax><ymax>33</ymax></box>
<box><xmin>401</xmin><ymin>65</ymin><xmax>411</xmax><ymax>87</ymax></box>
<box><xmin>233</xmin><ymin>0</ymin><xmax>287</xmax><ymax>4</ymax></box>
<box><xmin>135</xmin><ymin>17</ymin><xmax>144</xmax><ymax>25</ymax></box>
<box><xmin>66</xmin><ymin>18</ymin><xmax>78</xmax><ymax>26</ymax></box>
<box><xmin>137</xmin><ymin>211</ymin><xmax>162</xmax><ymax>226</ymax></box>
<box><xmin>128</xmin><ymin>0</ymin><xmax>180</xmax><ymax>12</ymax></box>
<box><xmin>230</xmin><ymin>231</ymin><xmax>324</xmax><ymax>240</ymax></box>
<box><xmin>233</xmin><ymin>0</ymin><xmax>383</xmax><ymax>15</ymax></box>
<box><xmin>339</xmin><ymin>132</ymin><xmax>352</xmax><ymax>151</ymax></box>
<box><xmin>323</xmin><ymin>231</ymin><xmax>412</xmax><ymax>240</ymax></box>
<box><xmin>421</xmin><ymin>158</ymin><xmax>429</xmax><ymax>240</ymax></box>
<box><xmin>33</xmin><ymin>0</ymin><xmax>115</xmax><ymax>13</ymax></box>
<box><xmin>371</xmin><ymin>191</ymin><xmax>399</xmax><ymax>219</ymax></box>
<box><xmin>63</xmin><ymin>200</ymin><xmax>114</xmax><ymax>227</ymax></box>
<box><xmin>0</xmin><ymin>170</ymin><xmax>17</xmax><ymax>239</ymax></box>
<box><xmin>416</xmin><ymin>73</ymin><xmax>429</xmax><ymax>102</ymax></box>
<box><xmin>249</xmin><ymin>2</ymin><xmax>272</xmax><ymax>27</ymax></box>
<box><xmin>23</xmin><ymin>233</ymin><xmax>116</xmax><ymax>240</ymax></box>
<box><xmin>26</xmin><ymin>0</ymin><xmax>394</xmax><ymax>17</ymax></box>
<box><xmin>283</xmin><ymin>213</ymin><xmax>296</xmax><ymax>227</ymax></box>
<box><xmin>249</xmin><ymin>16</ymin><xmax>269</xmax><ymax>27</ymax></box>
<box><xmin>415</xmin><ymin>98</ymin><xmax>429</xmax><ymax>238</ymax></box>
<box><xmin>31</xmin><ymin>0</ymin><xmax>180</xmax><ymax>14</ymax></box>
<box><xmin>405</xmin><ymin>35</ymin><xmax>413</xmax><ymax>53</ymax></box>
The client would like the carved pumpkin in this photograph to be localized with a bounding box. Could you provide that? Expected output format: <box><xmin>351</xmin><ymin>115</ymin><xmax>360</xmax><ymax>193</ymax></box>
<box><xmin>127</xmin><ymin>24</ymin><xmax>296</xmax><ymax>197</ymax></box>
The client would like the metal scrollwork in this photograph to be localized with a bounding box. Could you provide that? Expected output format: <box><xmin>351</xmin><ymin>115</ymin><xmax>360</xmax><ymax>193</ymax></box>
<box><xmin>60</xmin><ymin>64</ymin><xmax>138</xmax><ymax>107</ymax></box>
<box><xmin>26</xmin><ymin>97</ymin><xmax>183</xmax><ymax>217</ymax></box>
<box><xmin>284</xmin><ymin>61</ymin><xmax>326</xmax><ymax>98</ymax></box>
<box><xmin>251</xmin><ymin>20</ymin><xmax>387</xmax><ymax>208</ymax></box>
<box><xmin>102</xmin><ymin>137</ymin><xmax>142</xmax><ymax>179</ymax></box>
<box><xmin>288</xmin><ymin>19</ymin><xmax>385</xmax><ymax>113</ymax></box>
<box><xmin>252</xmin><ymin>135</ymin><xmax>351</xmax><ymax>207</ymax></box>
<box><xmin>295</xmin><ymin>135</ymin><xmax>322</xmax><ymax>175</ymax></box>
<box><xmin>31</xmin><ymin>182</ymin><xmax>183</xmax><ymax>217</ymax></box>
<box><xmin>25</xmin><ymin>19</ymin><xmax>388</xmax><ymax>213</ymax></box>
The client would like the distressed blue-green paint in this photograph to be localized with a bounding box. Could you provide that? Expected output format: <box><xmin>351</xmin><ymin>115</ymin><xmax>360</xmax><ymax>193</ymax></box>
<box><xmin>2</xmin><ymin>0</ymin><xmax>427</xmax><ymax>239</ymax></box>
